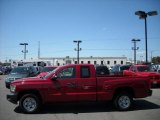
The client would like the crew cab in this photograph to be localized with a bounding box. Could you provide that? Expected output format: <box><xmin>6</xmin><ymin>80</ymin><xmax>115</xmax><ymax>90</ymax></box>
<box><xmin>7</xmin><ymin>64</ymin><xmax>152</xmax><ymax>113</ymax></box>
<box><xmin>123</xmin><ymin>64</ymin><xmax>160</xmax><ymax>87</ymax></box>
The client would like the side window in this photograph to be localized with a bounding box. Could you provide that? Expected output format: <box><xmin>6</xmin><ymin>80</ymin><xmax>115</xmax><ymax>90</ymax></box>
<box><xmin>81</xmin><ymin>66</ymin><xmax>90</xmax><ymax>78</ymax></box>
<box><xmin>129</xmin><ymin>66</ymin><xmax>132</xmax><ymax>71</ymax></box>
<box><xmin>32</xmin><ymin>67</ymin><xmax>37</xmax><ymax>73</ymax></box>
<box><xmin>133</xmin><ymin>67</ymin><xmax>136</xmax><ymax>72</ymax></box>
<box><xmin>29</xmin><ymin>67</ymin><xmax>33</xmax><ymax>73</ymax></box>
<box><xmin>130</xmin><ymin>66</ymin><xmax>135</xmax><ymax>72</ymax></box>
<box><xmin>57</xmin><ymin>67</ymin><xmax>75</xmax><ymax>79</ymax></box>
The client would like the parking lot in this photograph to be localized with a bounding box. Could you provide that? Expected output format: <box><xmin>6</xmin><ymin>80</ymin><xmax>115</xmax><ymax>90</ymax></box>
<box><xmin>0</xmin><ymin>75</ymin><xmax>160</xmax><ymax>120</ymax></box>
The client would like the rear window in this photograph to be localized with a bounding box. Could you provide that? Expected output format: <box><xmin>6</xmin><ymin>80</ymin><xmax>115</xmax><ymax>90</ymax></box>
<box><xmin>137</xmin><ymin>66</ymin><xmax>150</xmax><ymax>72</ymax></box>
<box><xmin>120</xmin><ymin>65</ymin><xmax>130</xmax><ymax>71</ymax></box>
<box><xmin>81</xmin><ymin>66</ymin><xmax>90</xmax><ymax>78</ymax></box>
<box><xmin>96</xmin><ymin>66</ymin><xmax>109</xmax><ymax>75</ymax></box>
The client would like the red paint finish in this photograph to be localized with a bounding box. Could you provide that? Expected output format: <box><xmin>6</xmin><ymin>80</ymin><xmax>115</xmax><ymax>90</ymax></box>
<box><xmin>123</xmin><ymin>65</ymin><xmax>160</xmax><ymax>86</ymax></box>
<box><xmin>10</xmin><ymin>64</ymin><xmax>152</xmax><ymax>104</ymax></box>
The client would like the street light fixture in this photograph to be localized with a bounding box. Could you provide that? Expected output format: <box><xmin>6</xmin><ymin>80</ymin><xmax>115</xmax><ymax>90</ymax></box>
<box><xmin>135</xmin><ymin>10</ymin><xmax>158</xmax><ymax>64</ymax></box>
<box><xmin>73</xmin><ymin>40</ymin><xmax>82</xmax><ymax>64</ymax></box>
<box><xmin>19</xmin><ymin>43</ymin><xmax>28</xmax><ymax>59</ymax></box>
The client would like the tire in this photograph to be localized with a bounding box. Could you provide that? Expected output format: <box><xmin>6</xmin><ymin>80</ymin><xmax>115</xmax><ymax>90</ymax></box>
<box><xmin>113</xmin><ymin>92</ymin><xmax>133</xmax><ymax>111</ymax></box>
<box><xmin>19</xmin><ymin>94</ymin><xmax>41</xmax><ymax>113</ymax></box>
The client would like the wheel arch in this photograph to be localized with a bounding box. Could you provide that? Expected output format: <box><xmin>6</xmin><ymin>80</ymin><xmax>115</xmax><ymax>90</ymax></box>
<box><xmin>113</xmin><ymin>87</ymin><xmax>135</xmax><ymax>100</ymax></box>
<box><xmin>17</xmin><ymin>89</ymin><xmax>43</xmax><ymax>103</ymax></box>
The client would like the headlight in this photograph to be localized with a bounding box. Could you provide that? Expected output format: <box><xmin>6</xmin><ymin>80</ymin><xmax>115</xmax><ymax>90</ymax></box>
<box><xmin>10</xmin><ymin>85</ymin><xmax>16</xmax><ymax>93</ymax></box>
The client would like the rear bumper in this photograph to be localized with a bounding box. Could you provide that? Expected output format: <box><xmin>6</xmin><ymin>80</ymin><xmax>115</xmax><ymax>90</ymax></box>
<box><xmin>151</xmin><ymin>81</ymin><xmax>160</xmax><ymax>88</ymax></box>
<box><xmin>6</xmin><ymin>93</ymin><xmax>18</xmax><ymax>104</ymax></box>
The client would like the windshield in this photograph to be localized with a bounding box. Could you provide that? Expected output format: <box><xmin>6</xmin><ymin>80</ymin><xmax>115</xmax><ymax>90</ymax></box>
<box><xmin>44</xmin><ymin>67</ymin><xmax>59</xmax><ymax>79</ymax></box>
<box><xmin>137</xmin><ymin>66</ymin><xmax>150</xmax><ymax>72</ymax></box>
<box><xmin>10</xmin><ymin>67</ymin><xmax>29</xmax><ymax>74</ymax></box>
<box><xmin>41</xmin><ymin>67</ymin><xmax>56</xmax><ymax>72</ymax></box>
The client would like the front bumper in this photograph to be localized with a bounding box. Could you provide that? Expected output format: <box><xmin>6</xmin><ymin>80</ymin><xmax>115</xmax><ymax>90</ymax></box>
<box><xmin>5</xmin><ymin>81</ymin><xmax>11</xmax><ymax>89</ymax></box>
<box><xmin>6</xmin><ymin>93</ymin><xmax>18</xmax><ymax>104</ymax></box>
<box><xmin>148</xmin><ymin>89</ymin><xmax>152</xmax><ymax>96</ymax></box>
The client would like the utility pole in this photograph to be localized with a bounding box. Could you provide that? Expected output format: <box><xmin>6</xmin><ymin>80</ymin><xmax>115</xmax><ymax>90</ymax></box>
<box><xmin>73</xmin><ymin>40</ymin><xmax>82</xmax><ymax>64</ymax></box>
<box><xmin>20</xmin><ymin>43</ymin><xmax>28</xmax><ymax>59</ymax></box>
<box><xmin>132</xmin><ymin>39</ymin><xmax>140</xmax><ymax>64</ymax></box>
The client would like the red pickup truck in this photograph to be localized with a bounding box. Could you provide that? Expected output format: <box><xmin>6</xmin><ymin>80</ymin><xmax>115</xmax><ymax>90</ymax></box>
<box><xmin>7</xmin><ymin>64</ymin><xmax>152</xmax><ymax>113</ymax></box>
<box><xmin>123</xmin><ymin>64</ymin><xmax>160</xmax><ymax>87</ymax></box>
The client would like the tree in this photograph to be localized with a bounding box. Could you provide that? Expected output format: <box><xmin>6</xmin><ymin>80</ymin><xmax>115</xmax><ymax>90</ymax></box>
<box><xmin>152</xmin><ymin>56</ymin><xmax>160</xmax><ymax>64</ymax></box>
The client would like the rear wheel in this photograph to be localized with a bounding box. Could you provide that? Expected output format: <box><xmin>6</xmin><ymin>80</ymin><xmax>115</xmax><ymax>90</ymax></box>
<box><xmin>19</xmin><ymin>94</ymin><xmax>41</xmax><ymax>113</ymax></box>
<box><xmin>113</xmin><ymin>92</ymin><xmax>133</xmax><ymax>111</ymax></box>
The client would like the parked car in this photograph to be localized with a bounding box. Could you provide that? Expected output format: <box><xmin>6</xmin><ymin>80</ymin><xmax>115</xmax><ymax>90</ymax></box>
<box><xmin>123</xmin><ymin>64</ymin><xmax>160</xmax><ymax>87</ymax></box>
<box><xmin>7</xmin><ymin>64</ymin><xmax>152</xmax><ymax>113</ymax></box>
<box><xmin>0</xmin><ymin>70</ymin><xmax>3</xmax><ymax>75</ymax></box>
<box><xmin>111</xmin><ymin>64</ymin><xmax>131</xmax><ymax>75</ymax></box>
<box><xmin>95</xmin><ymin>65</ymin><xmax>110</xmax><ymax>76</ymax></box>
<box><xmin>150</xmin><ymin>64</ymin><xmax>160</xmax><ymax>73</ymax></box>
<box><xmin>5</xmin><ymin>66</ymin><xmax>38</xmax><ymax>88</ymax></box>
<box><xmin>36</xmin><ymin>66</ymin><xmax>57</xmax><ymax>77</ymax></box>
<box><xmin>0</xmin><ymin>66</ymin><xmax>5</xmax><ymax>75</ymax></box>
<box><xmin>157</xmin><ymin>65</ymin><xmax>160</xmax><ymax>73</ymax></box>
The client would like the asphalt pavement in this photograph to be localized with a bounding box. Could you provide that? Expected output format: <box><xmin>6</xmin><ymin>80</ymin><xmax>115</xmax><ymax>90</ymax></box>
<box><xmin>0</xmin><ymin>75</ymin><xmax>160</xmax><ymax>120</ymax></box>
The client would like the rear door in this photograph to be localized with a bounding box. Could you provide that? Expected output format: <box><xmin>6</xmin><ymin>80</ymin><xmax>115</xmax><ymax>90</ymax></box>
<box><xmin>76</xmin><ymin>66</ymin><xmax>97</xmax><ymax>101</ymax></box>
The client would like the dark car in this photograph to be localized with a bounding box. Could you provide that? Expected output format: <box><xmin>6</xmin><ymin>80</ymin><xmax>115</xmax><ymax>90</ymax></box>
<box><xmin>111</xmin><ymin>64</ymin><xmax>131</xmax><ymax>75</ymax></box>
<box><xmin>95</xmin><ymin>65</ymin><xmax>110</xmax><ymax>76</ymax></box>
<box><xmin>5</xmin><ymin>66</ymin><xmax>38</xmax><ymax>88</ymax></box>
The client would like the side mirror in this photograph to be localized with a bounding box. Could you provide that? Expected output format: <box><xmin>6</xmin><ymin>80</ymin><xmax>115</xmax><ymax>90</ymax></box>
<box><xmin>51</xmin><ymin>75</ymin><xmax>58</xmax><ymax>81</ymax></box>
<box><xmin>133</xmin><ymin>69</ymin><xmax>136</xmax><ymax>72</ymax></box>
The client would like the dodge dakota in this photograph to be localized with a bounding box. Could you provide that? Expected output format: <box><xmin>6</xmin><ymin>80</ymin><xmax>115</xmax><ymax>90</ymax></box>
<box><xmin>7</xmin><ymin>64</ymin><xmax>152</xmax><ymax>113</ymax></box>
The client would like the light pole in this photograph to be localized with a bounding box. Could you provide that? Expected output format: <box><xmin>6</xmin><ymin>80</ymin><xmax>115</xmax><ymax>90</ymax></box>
<box><xmin>132</xmin><ymin>39</ymin><xmax>140</xmax><ymax>64</ymax></box>
<box><xmin>135</xmin><ymin>10</ymin><xmax>158</xmax><ymax>64</ymax></box>
<box><xmin>20</xmin><ymin>43</ymin><xmax>28</xmax><ymax>59</ymax></box>
<box><xmin>73</xmin><ymin>40</ymin><xmax>82</xmax><ymax>64</ymax></box>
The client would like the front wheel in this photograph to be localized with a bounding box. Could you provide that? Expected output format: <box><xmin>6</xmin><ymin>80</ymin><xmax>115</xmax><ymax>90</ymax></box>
<box><xmin>113</xmin><ymin>92</ymin><xmax>133</xmax><ymax>111</ymax></box>
<box><xmin>19</xmin><ymin>94</ymin><xmax>41</xmax><ymax>113</ymax></box>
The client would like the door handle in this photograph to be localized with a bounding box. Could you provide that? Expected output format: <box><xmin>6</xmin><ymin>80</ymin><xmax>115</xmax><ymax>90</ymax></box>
<box><xmin>67</xmin><ymin>82</ymin><xmax>76</xmax><ymax>88</ymax></box>
<box><xmin>83</xmin><ymin>86</ymin><xmax>95</xmax><ymax>90</ymax></box>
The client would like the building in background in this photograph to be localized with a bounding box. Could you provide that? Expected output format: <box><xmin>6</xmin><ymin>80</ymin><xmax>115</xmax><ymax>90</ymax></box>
<box><xmin>1</xmin><ymin>56</ymin><xmax>128</xmax><ymax>68</ymax></box>
<box><xmin>39</xmin><ymin>56</ymin><xmax>127</xmax><ymax>67</ymax></box>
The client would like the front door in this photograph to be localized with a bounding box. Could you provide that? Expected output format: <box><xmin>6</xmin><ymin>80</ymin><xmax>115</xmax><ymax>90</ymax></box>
<box><xmin>48</xmin><ymin>66</ymin><xmax>77</xmax><ymax>102</ymax></box>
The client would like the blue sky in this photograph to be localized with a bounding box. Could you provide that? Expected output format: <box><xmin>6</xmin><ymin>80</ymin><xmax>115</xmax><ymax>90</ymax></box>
<box><xmin>0</xmin><ymin>0</ymin><xmax>160</xmax><ymax>62</ymax></box>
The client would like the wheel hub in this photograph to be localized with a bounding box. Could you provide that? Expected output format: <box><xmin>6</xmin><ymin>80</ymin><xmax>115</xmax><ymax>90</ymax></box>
<box><xmin>23</xmin><ymin>97</ymin><xmax>37</xmax><ymax>112</ymax></box>
<box><xmin>118</xmin><ymin>96</ymin><xmax>130</xmax><ymax>109</ymax></box>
